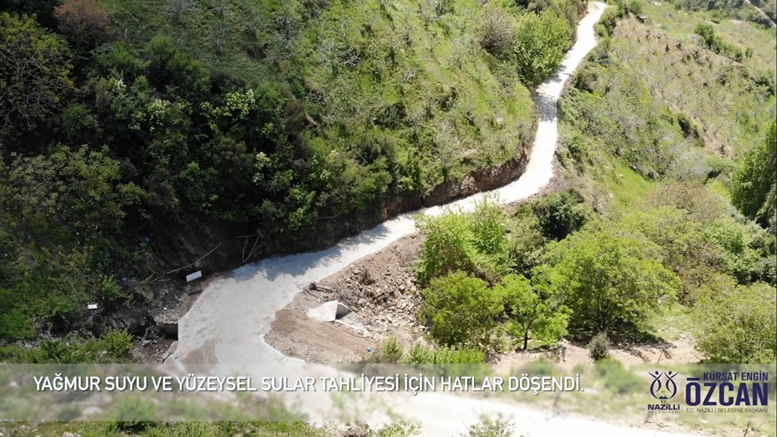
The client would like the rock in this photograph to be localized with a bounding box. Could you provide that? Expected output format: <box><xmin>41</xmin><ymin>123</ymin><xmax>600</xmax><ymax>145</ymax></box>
<box><xmin>357</xmin><ymin>298</ymin><xmax>367</xmax><ymax>307</ymax></box>
<box><xmin>162</xmin><ymin>341</ymin><xmax>178</xmax><ymax>362</ymax></box>
<box><xmin>62</xmin><ymin>432</ymin><xmax>77</xmax><ymax>437</ymax></box>
<box><xmin>459</xmin><ymin>175</ymin><xmax>478</xmax><ymax>196</ymax></box>
<box><xmin>153</xmin><ymin>313</ymin><xmax>178</xmax><ymax>337</ymax></box>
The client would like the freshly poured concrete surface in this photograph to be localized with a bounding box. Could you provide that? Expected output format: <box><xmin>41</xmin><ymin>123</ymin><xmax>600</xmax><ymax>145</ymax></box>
<box><xmin>167</xmin><ymin>4</ymin><xmax>705</xmax><ymax>435</ymax></box>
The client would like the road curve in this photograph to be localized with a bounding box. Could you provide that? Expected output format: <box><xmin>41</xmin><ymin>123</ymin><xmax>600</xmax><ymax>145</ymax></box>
<box><xmin>166</xmin><ymin>4</ymin><xmax>706</xmax><ymax>435</ymax></box>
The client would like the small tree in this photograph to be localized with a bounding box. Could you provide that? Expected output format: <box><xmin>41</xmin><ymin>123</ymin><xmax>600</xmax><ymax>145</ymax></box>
<box><xmin>420</xmin><ymin>271</ymin><xmax>502</xmax><ymax>350</ymax></box>
<box><xmin>730</xmin><ymin>121</ymin><xmax>776</xmax><ymax>229</ymax></box>
<box><xmin>479</xmin><ymin>4</ymin><xmax>515</xmax><ymax>57</ymax></box>
<box><xmin>0</xmin><ymin>13</ymin><xmax>75</xmax><ymax>140</ymax></box>
<box><xmin>416</xmin><ymin>212</ymin><xmax>476</xmax><ymax>285</ymax></box>
<box><xmin>693</xmin><ymin>282</ymin><xmax>776</xmax><ymax>364</ymax></box>
<box><xmin>542</xmin><ymin>224</ymin><xmax>680</xmax><ymax>334</ymax></box>
<box><xmin>497</xmin><ymin>274</ymin><xmax>569</xmax><ymax>351</ymax></box>
<box><xmin>513</xmin><ymin>10</ymin><xmax>571</xmax><ymax>87</ymax></box>
<box><xmin>532</xmin><ymin>190</ymin><xmax>587</xmax><ymax>240</ymax></box>
<box><xmin>54</xmin><ymin>0</ymin><xmax>112</xmax><ymax>54</ymax></box>
<box><xmin>415</xmin><ymin>199</ymin><xmax>510</xmax><ymax>286</ymax></box>
<box><xmin>587</xmin><ymin>332</ymin><xmax>611</xmax><ymax>361</ymax></box>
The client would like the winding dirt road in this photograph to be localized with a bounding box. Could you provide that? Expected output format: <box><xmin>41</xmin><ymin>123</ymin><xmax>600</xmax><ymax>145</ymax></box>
<box><xmin>166</xmin><ymin>4</ymin><xmax>708</xmax><ymax>435</ymax></box>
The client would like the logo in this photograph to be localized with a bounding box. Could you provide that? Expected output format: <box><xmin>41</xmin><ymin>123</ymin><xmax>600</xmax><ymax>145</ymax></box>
<box><xmin>647</xmin><ymin>370</ymin><xmax>681</xmax><ymax>413</ymax></box>
<box><xmin>649</xmin><ymin>370</ymin><xmax>679</xmax><ymax>400</ymax></box>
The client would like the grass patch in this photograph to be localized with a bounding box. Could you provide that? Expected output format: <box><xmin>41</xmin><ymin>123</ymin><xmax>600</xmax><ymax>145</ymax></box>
<box><xmin>646</xmin><ymin>302</ymin><xmax>694</xmax><ymax>342</ymax></box>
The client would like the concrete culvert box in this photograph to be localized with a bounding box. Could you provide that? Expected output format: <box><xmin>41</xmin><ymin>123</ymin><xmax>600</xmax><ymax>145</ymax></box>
<box><xmin>306</xmin><ymin>300</ymin><xmax>351</xmax><ymax>322</ymax></box>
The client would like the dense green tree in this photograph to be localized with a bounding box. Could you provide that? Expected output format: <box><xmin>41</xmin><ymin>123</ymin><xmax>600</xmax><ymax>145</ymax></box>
<box><xmin>497</xmin><ymin>274</ymin><xmax>570</xmax><ymax>350</ymax></box>
<box><xmin>420</xmin><ymin>271</ymin><xmax>503</xmax><ymax>350</ymax></box>
<box><xmin>540</xmin><ymin>224</ymin><xmax>680</xmax><ymax>334</ymax></box>
<box><xmin>8</xmin><ymin>145</ymin><xmax>144</xmax><ymax>236</ymax></box>
<box><xmin>0</xmin><ymin>0</ymin><xmax>61</xmax><ymax>29</ymax></box>
<box><xmin>416</xmin><ymin>199</ymin><xmax>511</xmax><ymax>285</ymax></box>
<box><xmin>731</xmin><ymin>121</ymin><xmax>777</xmax><ymax>229</ymax></box>
<box><xmin>513</xmin><ymin>10</ymin><xmax>571</xmax><ymax>87</ymax></box>
<box><xmin>507</xmin><ymin>209</ymin><xmax>547</xmax><ymax>275</ymax></box>
<box><xmin>0</xmin><ymin>12</ymin><xmax>75</xmax><ymax>144</ymax></box>
<box><xmin>693</xmin><ymin>281</ymin><xmax>776</xmax><ymax>364</ymax></box>
<box><xmin>532</xmin><ymin>190</ymin><xmax>588</xmax><ymax>240</ymax></box>
<box><xmin>701</xmin><ymin>217</ymin><xmax>775</xmax><ymax>284</ymax></box>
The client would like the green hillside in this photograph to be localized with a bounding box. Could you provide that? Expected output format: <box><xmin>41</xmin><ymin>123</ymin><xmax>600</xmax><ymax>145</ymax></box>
<box><xmin>0</xmin><ymin>0</ymin><xmax>583</xmax><ymax>348</ymax></box>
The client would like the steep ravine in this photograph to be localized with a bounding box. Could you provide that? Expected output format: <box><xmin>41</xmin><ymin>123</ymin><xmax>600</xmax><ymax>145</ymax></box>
<box><xmin>164</xmin><ymin>3</ymin><xmax>707</xmax><ymax>436</ymax></box>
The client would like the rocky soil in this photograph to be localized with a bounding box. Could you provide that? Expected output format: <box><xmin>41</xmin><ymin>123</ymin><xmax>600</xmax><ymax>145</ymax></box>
<box><xmin>264</xmin><ymin>234</ymin><xmax>426</xmax><ymax>363</ymax></box>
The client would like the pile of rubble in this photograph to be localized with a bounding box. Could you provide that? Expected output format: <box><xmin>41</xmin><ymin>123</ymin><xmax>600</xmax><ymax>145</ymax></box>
<box><xmin>312</xmin><ymin>264</ymin><xmax>424</xmax><ymax>338</ymax></box>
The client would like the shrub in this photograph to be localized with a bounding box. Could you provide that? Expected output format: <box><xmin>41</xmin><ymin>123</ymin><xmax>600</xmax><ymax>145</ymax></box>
<box><xmin>101</xmin><ymin>328</ymin><xmax>135</xmax><ymax>358</ymax></box>
<box><xmin>587</xmin><ymin>333</ymin><xmax>611</xmax><ymax>361</ymax></box>
<box><xmin>480</xmin><ymin>5</ymin><xmax>516</xmax><ymax>57</ymax></box>
<box><xmin>375</xmin><ymin>337</ymin><xmax>404</xmax><ymax>363</ymax></box>
<box><xmin>461</xmin><ymin>418</ymin><xmax>517</xmax><ymax>437</ymax></box>
<box><xmin>513</xmin><ymin>10</ymin><xmax>572</xmax><ymax>87</ymax></box>
<box><xmin>420</xmin><ymin>271</ymin><xmax>502</xmax><ymax>350</ymax></box>
<box><xmin>532</xmin><ymin>190</ymin><xmax>587</xmax><ymax>240</ymax></box>
<box><xmin>405</xmin><ymin>343</ymin><xmax>486</xmax><ymax>364</ymax></box>
<box><xmin>415</xmin><ymin>198</ymin><xmax>511</xmax><ymax>285</ymax></box>
<box><xmin>54</xmin><ymin>0</ymin><xmax>112</xmax><ymax>53</ymax></box>
<box><xmin>731</xmin><ymin>121</ymin><xmax>776</xmax><ymax>229</ymax></box>
<box><xmin>693</xmin><ymin>282</ymin><xmax>776</xmax><ymax>364</ymax></box>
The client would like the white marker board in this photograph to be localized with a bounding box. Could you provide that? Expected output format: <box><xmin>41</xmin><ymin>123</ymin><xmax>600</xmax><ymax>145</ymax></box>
<box><xmin>186</xmin><ymin>270</ymin><xmax>203</xmax><ymax>282</ymax></box>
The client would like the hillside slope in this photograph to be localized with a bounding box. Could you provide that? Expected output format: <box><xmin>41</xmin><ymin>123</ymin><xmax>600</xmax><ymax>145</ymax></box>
<box><xmin>0</xmin><ymin>0</ymin><xmax>584</xmax><ymax>352</ymax></box>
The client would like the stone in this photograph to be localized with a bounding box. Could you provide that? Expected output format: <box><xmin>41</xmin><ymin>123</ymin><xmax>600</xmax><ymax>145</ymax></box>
<box><xmin>62</xmin><ymin>432</ymin><xmax>77</xmax><ymax>437</ymax></box>
<box><xmin>162</xmin><ymin>341</ymin><xmax>178</xmax><ymax>362</ymax></box>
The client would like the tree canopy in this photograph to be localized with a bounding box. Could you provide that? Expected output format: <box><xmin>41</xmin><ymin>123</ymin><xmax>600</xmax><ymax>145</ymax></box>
<box><xmin>731</xmin><ymin>121</ymin><xmax>777</xmax><ymax>229</ymax></box>
<box><xmin>0</xmin><ymin>12</ymin><xmax>74</xmax><ymax>143</ymax></box>
<box><xmin>540</xmin><ymin>223</ymin><xmax>680</xmax><ymax>334</ymax></box>
<box><xmin>693</xmin><ymin>281</ymin><xmax>777</xmax><ymax>364</ymax></box>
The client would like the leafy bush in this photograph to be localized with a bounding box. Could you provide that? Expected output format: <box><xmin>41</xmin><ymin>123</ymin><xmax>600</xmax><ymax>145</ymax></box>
<box><xmin>595</xmin><ymin>8</ymin><xmax>619</xmax><ymax>37</ymax></box>
<box><xmin>405</xmin><ymin>343</ymin><xmax>486</xmax><ymax>365</ymax></box>
<box><xmin>461</xmin><ymin>418</ymin><xmax>517</xmax><ymax>437</ymax></box>
<box><xmin>587</xmin><ymin>333</ymin><xmax>611</xmax><ymax>361</ymax></box>
<box><xmin>480</xmin><ymin>4</ymin><xmax>516</xmax><ymax>57</ymax></box>
<box><xmin>513</xmin><ymin>10</ymin><xmax>572</xmax><ymax>87</ymax></box>
<box><xmin>693</xmin><ymin>282</ymin><xmax>777</xmax><ymax>363</ymax></box>
<box><xmin>415</xmin><ymin>212</ymin><xmax>477</xmax><ymax>285</ymax></box>
<box><xmin>731</xmin><ymin>121</ymin><xmax>776</xmax><ymax>229</ymax></box>
<box><xmin>0</xmin><ymin>329</ymin><xmax>134</xmax><ymax>363</ymax></box>
<box><xmin>532</xmin><ymin>190</ymin><xmax>587</xmax><ymax>240</ymax></box>
<box><xmin>507</xmin><ymin>210</ymin><xmax>547</xmax><ymax>275</ymax></box>
<box><xmin>702</xmin><ymin>217</ymin><xmax>771</xmax><ymax>284</ymax></box>
<box><xmin>369</xmin><ymin>337</ymin><xmax>405</xmax><ymax>364</ymax></box>
<box><xmin>0</xmin><ymin>12</ymin><xmax>75</xmax><ymax>143</ymax></box>
<box><xmin>415</xmin><ymin>199</ymin><xmax>510</xmax><ymax>285</ymax></box>
<box><xmin>420</xmin><ymin>271</ymin><xmax>502</xmax><ymax>350</ymax></box>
